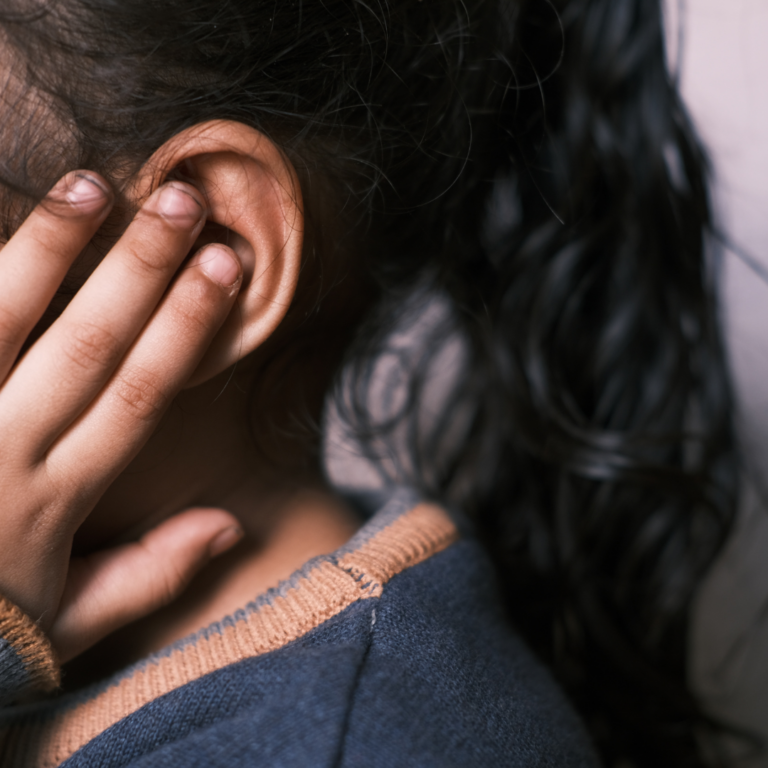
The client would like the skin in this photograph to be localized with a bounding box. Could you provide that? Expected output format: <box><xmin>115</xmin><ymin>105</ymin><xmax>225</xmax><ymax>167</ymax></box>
<box><xmin>0</xmin><ymin>134</ymin><xmax>360</xmax><ymax>689</ymax></box>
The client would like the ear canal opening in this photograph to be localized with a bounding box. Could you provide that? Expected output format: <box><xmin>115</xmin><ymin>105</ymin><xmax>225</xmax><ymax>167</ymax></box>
<box><xmin>165</xmin><ymin>163</ymin><xmax>241</xmax><ymax>263</ymax></box>
<box><xmin>192</xmin><ymin>221</ymin><xmax>237</xmax><ymax>252</ymax></box>
<box><xmin>164</xmin><ymin>160</ymin><xmax>257</xmax><ymax>285</ymax></box>
<box><xmin>187</xmin><ymin>220</ymin><xmax>255</xmax><ymax>288</ymax></box>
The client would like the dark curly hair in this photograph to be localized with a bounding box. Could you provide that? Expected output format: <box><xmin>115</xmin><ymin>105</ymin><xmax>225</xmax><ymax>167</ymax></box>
<box><xmin>0</xmin><ymin>0</ymin><xmax>738</xmax><ymax>765</ymax></box>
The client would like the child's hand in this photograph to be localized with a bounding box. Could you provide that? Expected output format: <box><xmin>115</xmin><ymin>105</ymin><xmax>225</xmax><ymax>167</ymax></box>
<box><xmin>0</xmin><ymin>171</ymin><xmax>244</xmax><ymax>664</ymax></box>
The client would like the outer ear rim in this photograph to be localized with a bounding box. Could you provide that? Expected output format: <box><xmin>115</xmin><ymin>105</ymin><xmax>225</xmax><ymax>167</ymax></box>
<box><xmin>132</xmin><ymin>120</ymin><xmax>302</xmax><ymax>206</ymax></box>
<box><xmin>129</xmin><ymin>120</ymin><xmax>304</xmax><ymax>387</ymax></box>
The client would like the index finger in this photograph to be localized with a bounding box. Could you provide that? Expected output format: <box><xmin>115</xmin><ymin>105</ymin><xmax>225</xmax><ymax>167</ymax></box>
<box><xmin>0</xmin><ymin>171</ymin><xmax>112</xmax><ymax>378</ymax></box>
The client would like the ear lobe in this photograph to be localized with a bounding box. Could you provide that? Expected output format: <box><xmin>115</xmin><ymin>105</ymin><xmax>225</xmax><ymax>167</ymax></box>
<box><xmin>130</xmin><ymin>120</ymin><xmax>303</xmax><ymax>386</ymax></box>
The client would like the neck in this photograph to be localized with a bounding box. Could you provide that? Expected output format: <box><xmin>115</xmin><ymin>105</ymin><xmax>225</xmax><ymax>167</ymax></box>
<box><xmin>65</xmin><ymin>356</ymin><xmax>360</xmax><ymax>690</ymax></box>
<box><xmin>63</xmin><ymin>486</ymin><xmax>359</xmax><ymax>690</ymax></box>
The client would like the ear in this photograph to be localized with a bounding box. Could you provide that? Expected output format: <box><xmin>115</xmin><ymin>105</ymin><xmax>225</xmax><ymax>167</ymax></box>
<box><xmin>130</xmin><ymin>120</ymin><xmax>303</xmax><ymax>387</ymax></box>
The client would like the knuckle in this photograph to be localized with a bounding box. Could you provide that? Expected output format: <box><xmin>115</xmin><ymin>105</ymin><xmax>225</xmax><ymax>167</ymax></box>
<box><xmin>111</xmin><ymin>366</ymin><xmax>170</xmax><ymax>424</ymax></box>
<box><xmin>171</xmin><ymin>282</ymin><xmax>222</xmax><ymax>336</ymax></box>
<box><xmin>61</xmin><ymin>321</ymin><xmax>122</xmax><ymax>372</ymax></box>
<box><xmin>121</xmin><ymin>237</ymin><xmax>175</xmax><ymax>281</ymax></box>
<box><xmin>25</xmin><ymin>228</ymin><xmax>76</xmax><ymax>270</ymax></box>
<box><xmin>0</xmin><ymin>302</ymin><xmax>28</xmax><ymax>348</ymax></box>
<box><xmin>40</xmin><ymin>460</ymin><xmax>89</xmax><ymax>511</ymax></box>
<box><xmin>21</xmin><ymin>477</ymin><xmax>81</xmax><ymax>544</ymax></box>
<box><xmin>24</xmin><ymin>500</ymin><xmax>56</xmax><ymax>539</ymax></box>
<box><xmin>157</xmin><ymin>562</ymin><xmax>188</xmax><ymax>606</ymax></box>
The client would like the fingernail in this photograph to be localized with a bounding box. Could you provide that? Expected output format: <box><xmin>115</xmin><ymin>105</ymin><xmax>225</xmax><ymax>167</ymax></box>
<box><xmin>156</xmin><ymin>182</ymin><xmax>204</xmax><ymax>226</ymax></box>
<box><xmin>66</xmin><ymin>174</ymin><xmax>110</xmax><ymax>213</ymax></box>
<box><xmin>209</xmin><ymin>526</ymin><xmax>244</xmax><ymax>558</ymax></box>
<box><xmin>195</xmin><ymin>245</ymin><xmax>241</xmax><ymax>287</ymax></box>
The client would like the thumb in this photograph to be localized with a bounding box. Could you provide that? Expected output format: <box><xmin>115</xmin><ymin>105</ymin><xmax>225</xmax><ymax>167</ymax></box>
<box><xmin>51</xmin><ymin>508</ymin><xmax>243</xmax><ymax>663</ymax></box>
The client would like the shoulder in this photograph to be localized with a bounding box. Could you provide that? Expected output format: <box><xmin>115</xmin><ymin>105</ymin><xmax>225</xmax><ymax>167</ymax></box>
<box><xmin>27</xmin><ymin>497</ymin><xmax>598</xmax><ymax>768</ymax></box>
<box><xmin>337</xmin><ymin>538</ymin><xmax>599</xmax><ymax>768</ymax></box>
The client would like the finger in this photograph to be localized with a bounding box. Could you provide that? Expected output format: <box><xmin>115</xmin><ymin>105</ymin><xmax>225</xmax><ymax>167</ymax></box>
<box><xmin>0</xmin><ymin>172</ymin><xmax>112</xmax><ymax>381</ymax></box>
<box><xmin>50</xmin><ymin>508</ymin><xmax>243</xmax><ymax>663</ymax></box>
<box><xmin>0</xmin><ymin>181</ymin><xmax>206</xmax><ymax>454</ymax></box>
<box><xmin>47</xmin><ymin>244</ymin><xmax>241</xmax><ymax>492</ymax></box>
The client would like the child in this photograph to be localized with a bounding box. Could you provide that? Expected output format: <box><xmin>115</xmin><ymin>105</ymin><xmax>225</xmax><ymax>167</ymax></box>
<box><xmin>0</xmin><ymin>0</ymin><xmax>733</xmax><ymax>766</ymax></box>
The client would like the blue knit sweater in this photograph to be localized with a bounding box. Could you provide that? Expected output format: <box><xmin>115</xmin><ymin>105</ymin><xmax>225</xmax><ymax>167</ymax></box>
<box><xmin>0</xmin><ymin>492</ymin><xmax>599</xmax><ymax>767</ymax></box>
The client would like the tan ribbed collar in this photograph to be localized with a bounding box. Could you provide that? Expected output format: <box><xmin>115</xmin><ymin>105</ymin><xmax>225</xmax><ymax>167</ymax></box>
<box><xmin>0</xmin><ymin>501</ymin><xmax>458</xmax><ymax>768</ymax></box>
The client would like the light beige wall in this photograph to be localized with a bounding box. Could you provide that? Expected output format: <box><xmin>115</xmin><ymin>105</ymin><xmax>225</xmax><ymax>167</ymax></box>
<box><xmin>665</xmin><ymin>0</ymin><xmax>768</xmax><ymax>761</ymax></box>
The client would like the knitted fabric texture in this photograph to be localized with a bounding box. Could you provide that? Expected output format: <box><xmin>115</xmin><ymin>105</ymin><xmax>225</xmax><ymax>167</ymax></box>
<box><xmin>0</xmin><ymin>501</ymin><xmax>460</xmax><ymax>766</ymax></box>
<box><xmin>0</xmin><ymin>594</ymin><xmax>59</xmax><ymax>705</ymax></box>
<box><xmin>0</xmin><ymin>494</ymin><xmax>599</xmax><ymax>768</ymax></box>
